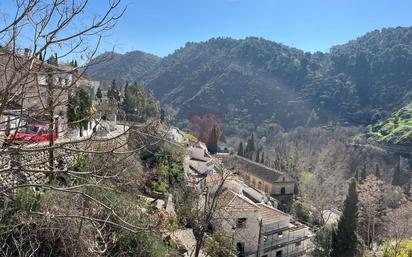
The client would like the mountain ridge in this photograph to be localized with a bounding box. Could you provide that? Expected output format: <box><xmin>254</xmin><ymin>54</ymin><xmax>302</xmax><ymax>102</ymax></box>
<box><xmin>89</xmin><ymin>27</ymin><xmax>412</xmax><ymax>131</ymax></box>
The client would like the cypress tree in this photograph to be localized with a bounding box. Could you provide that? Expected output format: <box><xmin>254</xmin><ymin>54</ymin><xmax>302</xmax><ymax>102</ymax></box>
<box><xmin>255</xmin><ymin>148</ymin><xmax>260</xmax><ymax>163</ymax></box>
<box><xmin>237</xmin><ymin>142</ymin><xmax>244</xmax><ymax>156</ymax></box>
<box><xmin>160</xmin><ymin>108</ymin><xmax>165</xmax><ymax>123</ymax></box>
<box><xmin>375</xmin><ymin>164</ymin><xmax>381</xmax><ymax>179</ymax></box>
<box><xmin>392</xmin><ymin>154</ymin><xmax>402</xmax><ymax>186</ymax></box>
<box><xmin>96</xmin><ymin>87</ymin><xmax>102</xmax><ymax>100</ymax></box>
<box><xmin>331</xmin><ymin>178</ymin><xmax>359</xmax><ymax>257</ymax></box>
<box><xmin>354</xmin><ymin>169</ymin><xmax>359</xmax><ymax>181</ymax></box>
<box><xmin>244</xmin><ymin>135</ymin><xmax>251</xmax><ymax>158</ymax></box>
<box><xmin>122</xmin><ymin>81</ymin><xmax>131</xmax><ymax>112</ymax></box>
<box><xmin>260</xmin><ymin>151</ymin><xmax>264</xmax><ymax>164</ymax></box>
<box><xmin>207</xmin><ymin>125</ymin><xmax>221</xmax><ymax>154</ymax></box>
<box><xmin>244</xmin><ymin>133</ymin><xmax>255</xmax><ymax>159</ymax></box>
<box><xmin>250</xmin><ymin>133</ymin><xmax>255</xmax><ymax>154</ymax></box>
<box><xmin>108</xmin><ymin>80</ymin><xmax>117</xmax><ymax>100</ymax></box>
<box><xmin>360</xmin><ymin>165</ymin><xmax>367</xmax><ymax>182</ymax></box>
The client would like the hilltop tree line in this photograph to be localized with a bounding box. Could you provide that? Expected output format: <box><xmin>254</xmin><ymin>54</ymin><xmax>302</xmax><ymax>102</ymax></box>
<box><xmin>90</xmin><ymin>27</ymin><xmax>412</xmax><ymax>132</ymax></box>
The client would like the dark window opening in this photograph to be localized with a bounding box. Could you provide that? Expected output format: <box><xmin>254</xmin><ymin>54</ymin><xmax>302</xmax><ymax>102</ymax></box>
<box><xmin>236</xmin><ymin>218</ymin><xmax>247</xmax><ymax>228</ymax></box>
<box><xmin>276</xmin><ymin>250</ymin><xmax>283</xmax><ymax>257</ymax></box>
<box><xmin>278</xmin><ymin>231</ymin><xmax>283</xmax><ymax>238</ymax></box>
<box><xmin>237</xmin><ymin>242</ymin><xmax>245</xmax><ymax>257</ymax></box>
<box><xmin>280</xmin><ymin>187</ymin><xmax>286</xmax><ymax>195</ymax></box>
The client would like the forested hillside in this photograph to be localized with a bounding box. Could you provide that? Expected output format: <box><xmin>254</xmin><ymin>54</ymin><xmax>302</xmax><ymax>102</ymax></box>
<box><xmin>89</xmin><ymin>27</ymin><xmax>412</xmax><ymax>131</ymax></box>
<box><xmin>368</xmin><ymin>103</ymin><xmax>412</xmax><ymax>145</ymax></box>
<box><xmin>87</xmin><ymin>50</ymin><xmax>161</xmax><ymax>86</ymax></box>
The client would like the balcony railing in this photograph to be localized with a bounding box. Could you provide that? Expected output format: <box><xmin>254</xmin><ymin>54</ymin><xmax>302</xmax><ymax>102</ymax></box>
<box><xmin>287</xmin><ymin>249</ymin><xmax>307</xmax><ymax>257</ymax></box>
<box><xmin>263</xmin><ymin>233</ymin><xmax>310</xmax><ymax>252</ymax></box>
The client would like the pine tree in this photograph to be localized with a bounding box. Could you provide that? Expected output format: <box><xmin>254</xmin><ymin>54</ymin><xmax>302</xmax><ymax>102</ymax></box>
<box><xmin>67</xmin><ymin>87</ymin><xmax>92</xmax><ymax>137</ymax></box>
<box><xmin>331</xmin><ymin>178</ymin><xmax>359</xmax><ymax>257</ymax></box>
<box><xmin>237</xmin><ymin>142</ymin><xmax>244</xmax><ymax>156</ymax></box>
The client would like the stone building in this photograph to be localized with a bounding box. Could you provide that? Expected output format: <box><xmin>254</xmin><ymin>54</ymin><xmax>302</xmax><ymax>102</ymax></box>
<box><xmin>0</xmin><ymin>48</ymin><xmax>101</xmax><ymax>139</ymax></box>
<box><xmin>227</xmin><ymin>155</ymin><xmax>295</xmax><ymax>206</ymax></box>
<box><xmin>213</xmin><ymin>189</ymin><xmax>310</xmax><ymax>257</ymax></box>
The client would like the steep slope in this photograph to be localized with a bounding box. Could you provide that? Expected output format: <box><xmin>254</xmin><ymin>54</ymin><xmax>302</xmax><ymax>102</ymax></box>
<box><xmin>303</xmin><ymin>26</ymin><xmax>412</xmax><ymax>124</ymax></box>
<box><xmin>368</xmin><ymin>104</ymin><xmax>412</xmax><ymax>145</ymax></box>
<box><xmin>89</xmin><ymin>27</ymin><xmax>412</xmax><ymax>131</ymax></box>
<box><xmin>145</xmin><ymin>28</ymin><xmax>412</xmax><ymax>129</ymax></box>
<box><xmin>87</xmin><ymin>50</ymin><xmax>161</xmax><ymax>86</ymax></box>
<box><xmin>145</xmin><ymin>37</ymin><xmax>313</xmax><ymax>129</ymax></box>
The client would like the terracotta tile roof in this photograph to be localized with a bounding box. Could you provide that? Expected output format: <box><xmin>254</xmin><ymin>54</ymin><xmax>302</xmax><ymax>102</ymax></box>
<box><xmin>257</xmin><ymin>203</ymin><xmax>289</xmax><ymax>225</ymax></box>
<box><xmin>218</xmin><ymin>189</ymin><xmax>259</xmax><ymax>212</ymax></box>
<box><xmin>232</xmin><ymin>155</ymin><xmax>292</xmax><ymax>182</ymax></box>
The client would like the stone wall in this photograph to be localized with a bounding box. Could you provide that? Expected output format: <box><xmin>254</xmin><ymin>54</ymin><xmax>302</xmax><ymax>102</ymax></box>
<box><xmin>0</xmin><ymin>144</ymin><xmax>79</xmax><ymax>191</ymax></box>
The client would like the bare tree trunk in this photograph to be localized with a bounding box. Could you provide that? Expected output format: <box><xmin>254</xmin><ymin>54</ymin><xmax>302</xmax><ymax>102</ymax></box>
<box><xmin>194</xmin><ymin>238</ymin><xmax>203</xmax><ymax>257</ymax></box>
<box><xmin>47</xmin><ymin>74</ymin><xmax>55</xmax><ymax>174</ymax></box>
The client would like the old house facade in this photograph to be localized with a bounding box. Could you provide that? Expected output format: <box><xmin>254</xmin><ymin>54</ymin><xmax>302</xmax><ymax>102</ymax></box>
<box><xmin>0</xmin><ymin>48</ymin><xmax>101</xmax><ymax>140</ymax></box>
<box><xmin>228</xmin><ymin>156</ymin><xmax>295</xmax><ymax>205</ymax></box>
<box><xmin>213</xmin><ymin>189</ymin><xmax>310</xmax><ymax>257</ymax></box>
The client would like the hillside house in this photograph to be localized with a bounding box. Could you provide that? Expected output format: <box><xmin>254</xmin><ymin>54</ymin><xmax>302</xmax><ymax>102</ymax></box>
<box><xmin>212</xmin><ymin>189</ymin><xmax>310</xmax><ymax>257</ymax></box>
<box><xmin>0</xmin><ymin>48</ymin><xmax>103</xmax><ymax>140</ymax></box>
<box><xmin>227</xmin><ymin>156</ymin><xmax>295</xmax><ymax>206</ymax></box>
<box><xmin>186</xmin><ymin>146</ymin><xmax>216</xmax><ymax>190</ymax></box>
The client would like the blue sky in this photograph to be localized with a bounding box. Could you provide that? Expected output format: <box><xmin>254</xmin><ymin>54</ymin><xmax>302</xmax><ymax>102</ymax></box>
<box><xmin>95</xmin><ymin>0</ymin><xmax>411</xmax><ymax>57</ymax></box>
<box><xmin>1</xmin><ymin>0</ymin><xmax>412</xmax><ymax>57</ymax></box>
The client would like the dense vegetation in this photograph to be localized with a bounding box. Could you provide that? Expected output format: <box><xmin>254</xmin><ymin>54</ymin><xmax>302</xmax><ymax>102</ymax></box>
<box><xmin>87</xmin><ymin>51</ymin><xmax>161</xmax><ymax>86</ymax></box>
<box><xmin>89</xmin><ymin>27</ymin><xmax>412</xmax><ymax>132</ymax></box>
<box><xmin>368</xmin><ymin>104</ymin><xmax>412</xmax><ymax>145</ymax></box>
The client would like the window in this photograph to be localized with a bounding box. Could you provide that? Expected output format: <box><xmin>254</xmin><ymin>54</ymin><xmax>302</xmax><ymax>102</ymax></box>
<box><xmin>276</xmin><ymin>250</ymin><xmax>283</xmax><ymax>257</ymax></box>
<box><xmin>236</xmin><ymin>218</ymin><xmax>247</xmax><ymax>228</ymax></box>
<box><xmin>38</xmin><ymin>128</ymin><xmax>48</xmax><ymax>135</ymax></box>
<box><xmin>296</xmin><ymin>241</ymin><xmax>301</xmax><ymax>247</ymax></box>
<box><xmin>280</xmin><ymin>187</ymin><xmax>286</xmax><ymax>195</ymax></box>
<box><xmin>237</xmin><ymin>242</ymin><xmax>245</xmax><ymax>257</ymax></box>
<box><xmin>278</xmin><ymin>232</ymin><xmax>283</xmax><ymax>238</ymax></box>
<box><xmin>18</xmin><ymin>126</ymin><xmax>39</xmax><ymax>135</ymax></box>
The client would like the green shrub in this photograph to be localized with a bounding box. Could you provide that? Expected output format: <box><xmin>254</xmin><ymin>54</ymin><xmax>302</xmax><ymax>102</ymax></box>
<box><xmin>112</xmin><ymin>230</ymin><xmax>171</xmax><ymax>257</ymax></box>
<box><xmin>69</xmin><ymin>154</ymin><xmax>90</xmax><ymax>172</ymax></box>
<box><xmin>151</xmin><ymin>180</ymin><xmax>169</xmax><ymax>193</ymax></box>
